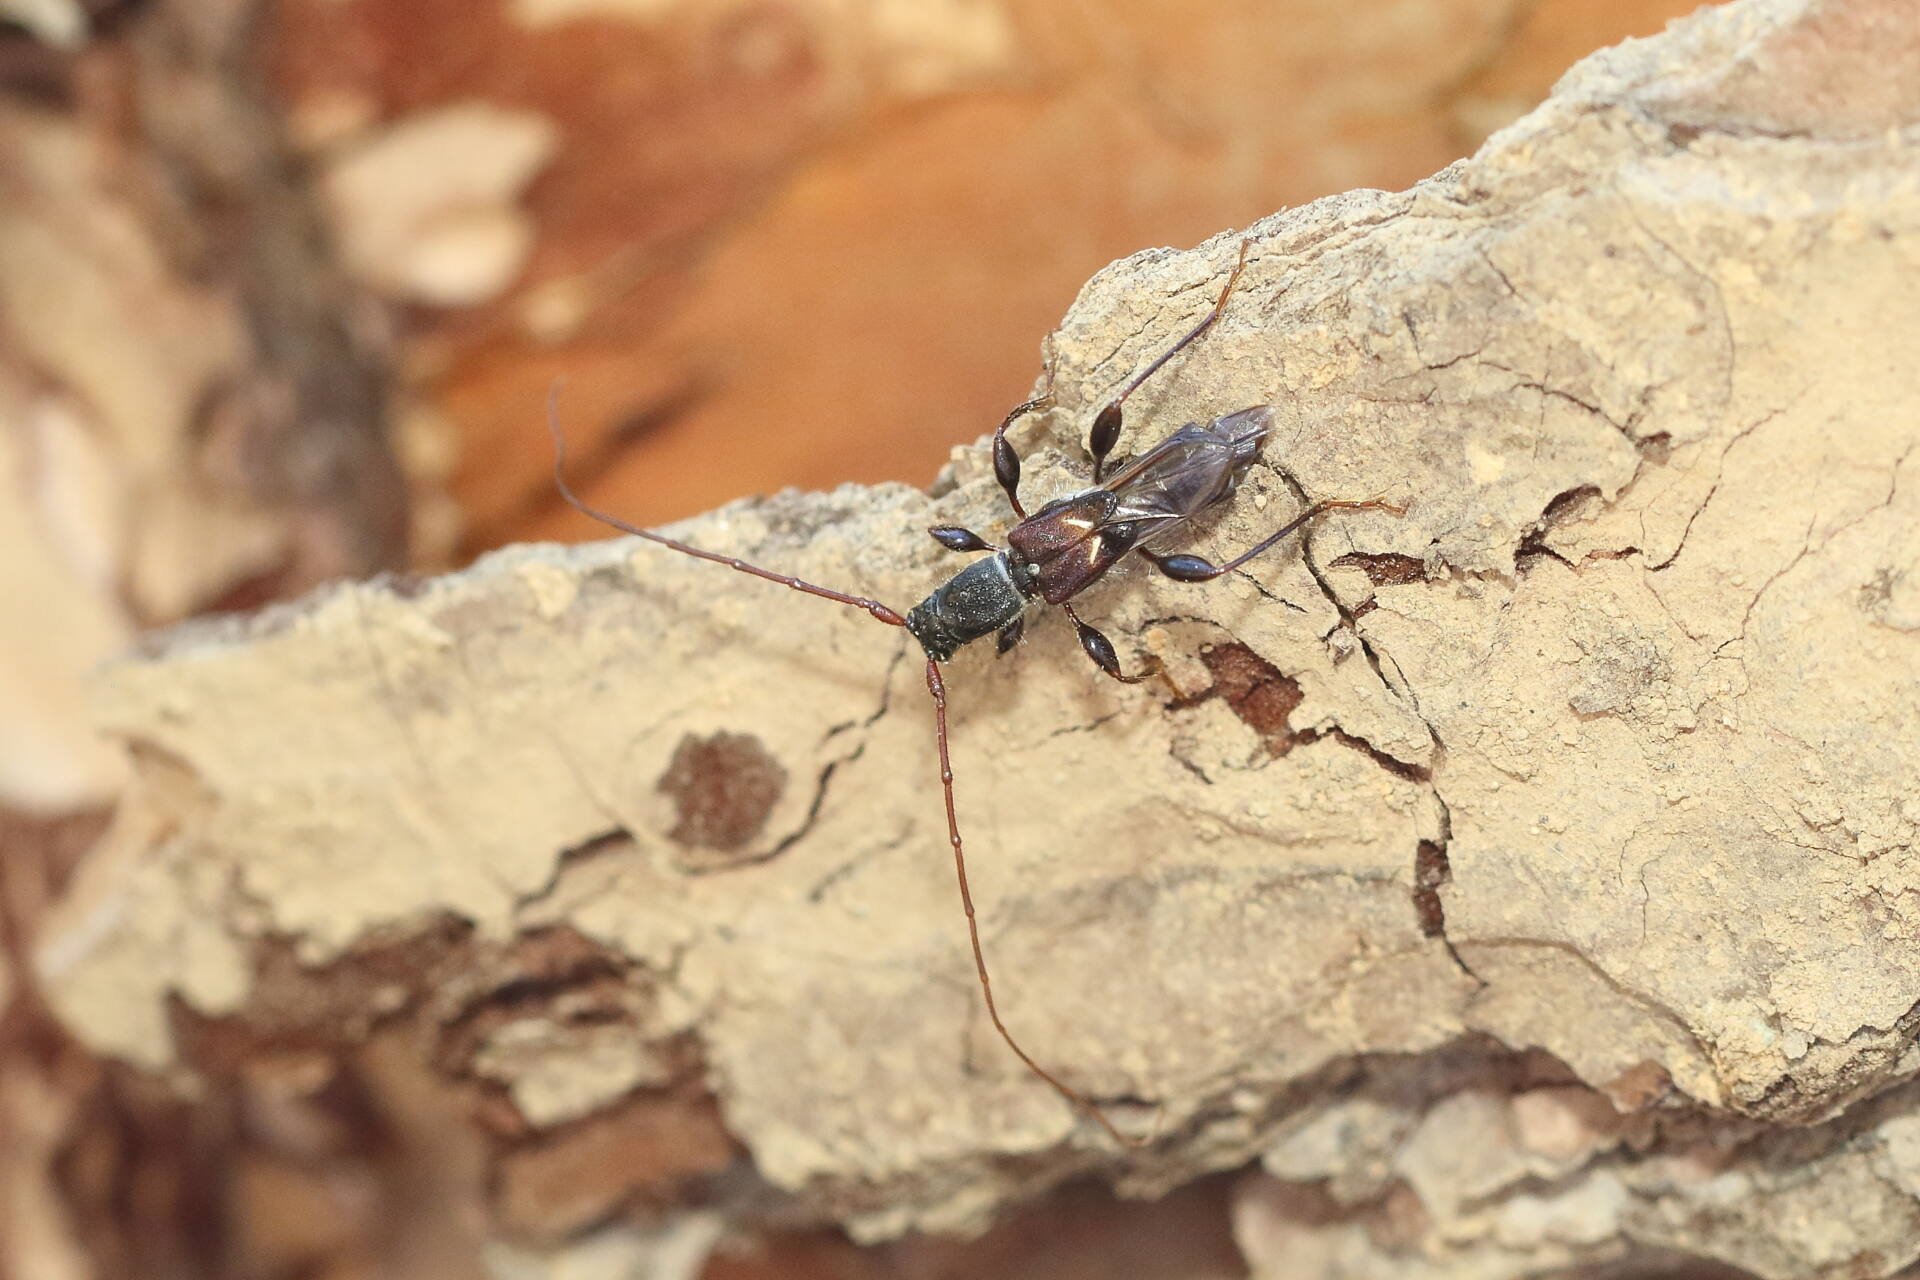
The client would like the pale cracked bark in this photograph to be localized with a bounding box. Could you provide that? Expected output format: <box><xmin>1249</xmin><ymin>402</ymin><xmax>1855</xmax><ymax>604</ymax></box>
<box><xmin>33</xmin><ymin>0</ymin><xmax>1920</xmax><ymax>1272</ymax></box>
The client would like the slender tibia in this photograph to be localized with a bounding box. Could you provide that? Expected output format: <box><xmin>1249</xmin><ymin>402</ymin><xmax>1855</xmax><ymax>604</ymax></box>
<box><xmin>1060</xmin><ymin>604</ymin><xmax>1160</xmax><ymax>684</ymax></box>
<box><xmin>1090</xmin><ymin>237</ymin><xmax>1256</xmax><ymax>482</ymax></box>
<box><xmin>1148</xmin><ymin>498</ymin><xmax>1407</xmax><ymax>583</ymax></box>
<box><xmin>925</xmin><ymin>659</ymin><xmax>1147</xmax><ymax>1148</ymax></box>
<box><xmin>548</xmin><ymin>390</ymin><xmax>909</xmax><ymax>627</ymax></box>
<box><xmin>991</xmin><ymin>388</ymin><xmax>1053</xmax><ymax>521</ymax></box>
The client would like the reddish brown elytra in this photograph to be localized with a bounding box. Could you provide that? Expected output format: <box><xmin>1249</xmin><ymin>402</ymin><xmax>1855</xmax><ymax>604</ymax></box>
<box><xmin>549</xmin><ymin>237</ymin><xmax>1402</xmax><ymax>1145</ymax></box>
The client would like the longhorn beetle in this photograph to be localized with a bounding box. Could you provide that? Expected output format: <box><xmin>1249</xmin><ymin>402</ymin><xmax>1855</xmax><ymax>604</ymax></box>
<box><xmin>549</xmin><ymin>238</ymin><xmax>1401</xmax><ymax>1145</ymax></box>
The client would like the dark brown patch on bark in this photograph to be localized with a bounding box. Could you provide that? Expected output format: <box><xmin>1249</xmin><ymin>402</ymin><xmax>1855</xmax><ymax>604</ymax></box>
<box><xmin>1537</xmin><ymin>484</ymin><xmax>1602</xmax><ymax>529</ymax></box>
<box><xmin>1331</xmin><ymin>551</ymin><xmax>1427</xmax><ymax>586</ymax></box>
<box><xmin>1413</xmin><ymin>839</ymin><xmax>1451</xmax><ymax>938</ymax></box>
<box><xmin>658</xmin><ymin>731</ymin><xmax>787</xmax><ymax>851</ymax></box>
<box><xmin>431</xmin><ymin>925</ymin><xmax>652</xmax><ymax>1109</ymax></box>
<box><xmin>1170</xmin><ymin>644</ymin><xmax>1432</xmax><ymax>781</ymax></box>
<box><xmin>494</xmin><ymin>1082</ymin><xmax>738</xmax><ymax>1240</ymax></box>
<box><xmin>1325</xmin><ymin>729</ymin><xmax>1432</xmax><ymax>783</ymax></box>
<box><xmin>1167</xmin><ymin>643</ymin><xmax>1305</xmax><ymax>755</ymax></box>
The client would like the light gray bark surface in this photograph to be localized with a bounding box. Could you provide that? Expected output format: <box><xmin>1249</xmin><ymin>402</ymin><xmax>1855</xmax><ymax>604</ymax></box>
<box><xmin>37</xmin><ymin>0</ymin><xmax>1920</xmax><ymax>1272</ymax></box>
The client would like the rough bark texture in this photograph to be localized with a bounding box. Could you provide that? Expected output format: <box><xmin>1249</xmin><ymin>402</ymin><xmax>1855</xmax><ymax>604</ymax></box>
<box><xmin>34</xmin><ymin>0</ymin><xmax>1920</xmax><ymax>1275</ymax></box>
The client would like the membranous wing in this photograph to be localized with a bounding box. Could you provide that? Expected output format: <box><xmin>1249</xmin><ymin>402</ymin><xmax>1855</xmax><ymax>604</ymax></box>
<box><xmin>1102</xmin><ymin>405</ymin><xmax>1271</xmax><ymax>533</ymax></box>
<box><xmin>1006</xmin><ymin>406</ymin><xmax>1271</xmax><ymax>604</ymax></box>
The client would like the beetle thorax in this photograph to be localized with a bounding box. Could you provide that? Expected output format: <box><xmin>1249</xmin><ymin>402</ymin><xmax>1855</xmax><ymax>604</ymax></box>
<box><xmin>904</xmin><ymin>551</ymin><xmax>1036</xmax><ymax>662</ymax></box>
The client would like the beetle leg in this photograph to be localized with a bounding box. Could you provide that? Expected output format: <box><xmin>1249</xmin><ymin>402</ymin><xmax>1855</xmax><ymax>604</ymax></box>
<box><xmin>1143</xmin><ymin>496</ymin><xmax>1407</xmax><ymax>583</ymax></box>
<box><xmin>996</xmin><ymin>614</ymin><xmax>1026</xmax><ymax>655</ymax></box>
<box><xmin>1089</xmin><ymin>237</ymin><xmax>1254</xmax><ymax>483</ymax></box>
<box><xmin>990</xmin><ymin>351</ymin><xmax>1057</xmax><ymax>520</ymax></box>
<box><xmin>1061</xmin><ymin>604</ymin><xmax>1159</xmax><ymax>684</ymax></box>
<box><xmin>929</xmin><ymin>525</ymin><xmax>994</xmax><ymax>553</ymax></box>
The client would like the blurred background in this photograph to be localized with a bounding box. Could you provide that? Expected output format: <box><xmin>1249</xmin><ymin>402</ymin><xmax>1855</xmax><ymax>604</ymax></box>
<box><xmin>0</xmin><ymin>0</ymin><xmax>1698</xmax><ymax>1276</ymax></box>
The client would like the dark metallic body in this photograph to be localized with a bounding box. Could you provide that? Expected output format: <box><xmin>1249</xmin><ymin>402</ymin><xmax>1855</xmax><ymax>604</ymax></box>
<box><xmin>905</xmin><ymin>551</ymin><xmax>1033</xmax><ymax>662</ymax></box>
<box><xmin>905</xmin><ymin>406</ymin><xmax>1272</xmax><ymax>662</ymax></box>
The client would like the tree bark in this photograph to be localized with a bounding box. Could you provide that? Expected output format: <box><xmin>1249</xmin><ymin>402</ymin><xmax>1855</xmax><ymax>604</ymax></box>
<box><xmin>33</xmin><ymin>0</ymin><xmax>1920</xmax><ymax>1275</ymax></box>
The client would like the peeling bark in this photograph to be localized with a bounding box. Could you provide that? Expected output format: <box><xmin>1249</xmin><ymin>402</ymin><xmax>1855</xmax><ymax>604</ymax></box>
<box><xmin>32</xmin><ymin>0</ymin><xmax>1920</xmax><ymax>1274</ymax></box>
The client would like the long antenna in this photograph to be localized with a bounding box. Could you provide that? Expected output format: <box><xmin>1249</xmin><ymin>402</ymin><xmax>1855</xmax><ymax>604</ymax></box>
<box><xmin>547</xmin><ymin>388</ymin><xmax>909</xmax><ymax>627</ymax></box>
<box><xmin>550</xmin><ymin>388</ymin><xmax>1147</xmax><ymax>1145</ymax></box>
<box><xmin>926</xmin><ymin>659</ymin><xmax>1148</xmax><ymax>1147</ymax></box>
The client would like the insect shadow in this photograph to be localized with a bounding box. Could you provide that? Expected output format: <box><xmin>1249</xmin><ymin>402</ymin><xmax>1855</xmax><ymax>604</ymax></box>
<box><xmin>550</xmin><ymin>237</ymin><xmax>1402</xmax><ymax>1146</ymax></box>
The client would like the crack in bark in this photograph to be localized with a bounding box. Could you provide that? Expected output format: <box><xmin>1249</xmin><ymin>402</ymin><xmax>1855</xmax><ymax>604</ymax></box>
<box><xmin>740</xmin><ymin>640</ymin><xmax>909</xmax><ymax>872</ymax></box>
<box><xmin>1463</xmin><ymin>936</ymin><xmax>1715</xmax><ymax>1086</ymax></box>
<box><xmin>805</xmin><ymin>820</ymin><xmax>916</xmax><ymax>905</ymax></box>
<box><xmin>1717</xmin><ymin>441</ymin><xmax>1918</xmax><ymax>662</ymax></box>
<box><xmin>1619</xmin><ymin>194</ymin><xmax>1737</xmax><ymax>412</ymax></box>
<box><xmin>1239</xmin><ymin>467</ymin><xmax>1479</xmax><ymax>991</ymax></box>
<box><xmin>1648</xmin><ymin>407</ymin><xmax>1782</xmax><ymax>572</ymax></box>
<box><xmin>1482</xmin><ymin>360</ymin><xmax>1631</xmax><ymax>438</ymax></box>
